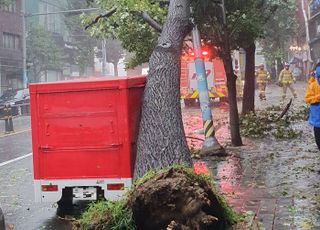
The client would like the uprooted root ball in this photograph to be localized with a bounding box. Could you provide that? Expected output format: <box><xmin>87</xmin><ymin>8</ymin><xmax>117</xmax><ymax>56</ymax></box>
<box><xmin>127</xmin><ymin>167</ymin><xmax>236</xmax><ymax>230</ymax></box>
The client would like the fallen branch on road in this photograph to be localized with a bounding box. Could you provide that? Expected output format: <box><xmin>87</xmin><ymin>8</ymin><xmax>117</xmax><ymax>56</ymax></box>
<box><xmin>277</xmin><ymin>99</ymin><xmax>293</xmax><ymax>121</ymax></box>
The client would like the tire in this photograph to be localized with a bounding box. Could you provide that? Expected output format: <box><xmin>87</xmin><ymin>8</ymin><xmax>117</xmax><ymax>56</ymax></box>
<box><xmin>0</xmin><ymin>208</ymin><xmax>5</xmax><ymax>230</ymax></box>
<box><xmin>57</xmin><ymin>188</ymin><xmax>73</xmax><ymax>216</ymax></box>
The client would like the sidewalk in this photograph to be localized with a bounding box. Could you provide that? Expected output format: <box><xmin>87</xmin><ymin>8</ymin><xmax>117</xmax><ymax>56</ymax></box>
<box><xmin>182</xmin><ymin>81</ymin><xmax>320</xmax><ymax>229</ymax></box>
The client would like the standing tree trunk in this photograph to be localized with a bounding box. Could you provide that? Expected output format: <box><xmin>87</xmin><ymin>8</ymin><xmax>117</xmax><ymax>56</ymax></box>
<box><xmin>134</xmin><ymin>0</ymin><xmax>192</xmax><ymax>178</ymax></box>
<box><xmin>242</xmin><ymin>42</ymin><xmax>256</xmax><ymax>115</ymax></box>
<box><xmin>276</xmin><ymin>57</ymin><xmax>283</xmax><ymax>77</ymax></box>
<box><xmin>113</xmin><ymin>62</ymin><xmax>118</xmax><ymax>76</ymax></box>
<box><xmin>270</xmin><ymin>61</ymin><xmax>276</xmax><ymax>80</ymax></box>
<box><xmin>221</xmin><ymin>34</ymin><xmax>242</xmax><ymax>146</ymax></box>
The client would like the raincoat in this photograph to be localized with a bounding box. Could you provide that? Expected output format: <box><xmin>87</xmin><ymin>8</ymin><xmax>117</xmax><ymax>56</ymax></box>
<box><xmin>255</xmin><ymin>69</ymin><xmax>270</xmax><ymax>84</ymax></box>
<box><xmin>305</xmin><ymin>76</ymin><xmax>320</xmax><ymax>128</ymax></box>
<box><xmin>279</xmin><ymin>69</ymin><xmax>295</xmax><ymax>84</ymax></box>
<box><xmin>255</xmin><ymin>69</ymin><xmax>270</xmax><ymax>100</ymax></box>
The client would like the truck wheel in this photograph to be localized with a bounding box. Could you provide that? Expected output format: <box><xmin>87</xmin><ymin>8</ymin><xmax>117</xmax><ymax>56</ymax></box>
<box><xmin>57</xmin><ymin>188</ymin><xmax>73</xmax><ymax>216</ymax></box>
<box><xmin>0</xmin><ymin>207</ymin><xmax>5</xmax><ymax>230</ymax></box>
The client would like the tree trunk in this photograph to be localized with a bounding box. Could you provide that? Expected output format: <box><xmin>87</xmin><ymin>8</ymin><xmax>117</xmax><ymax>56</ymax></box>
<box><xmin>222</xmin><ymin>53</ymin><xmax>243</xmax><ymax>146</ymax></box>
<box><xmin>134</xmin><ymin>0</ymin><xmax>192</xmax><ymax>178</ymax></box>
<box><xmin>113</xmin><ymin>62</ymin><xmax>118</xmax><ymax>76</ymax></box>
<box><xmin>270</xmin><ymin>61</ymin><xmax>276</xmax><ymax>80</ymax></box>
<box><xmin>276</xmin><ymin>57</ymin><xmax>283</xmax><ymax>77</ymax></box>
<box><xmin>242</xmin><ymin>42</ymin><xmax>256</xmax><ymax>115</ymax></box>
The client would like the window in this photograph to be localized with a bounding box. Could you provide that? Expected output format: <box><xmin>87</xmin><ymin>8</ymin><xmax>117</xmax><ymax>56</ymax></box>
<box><xmin>1</xmin><ymin>0</ymin><xmax>17</xmax><ymax>13</ymax></box>
<box><xmin>2</xmin><ymin>33</ymin><xmax>20</xmax><ymax>50</ymax></box>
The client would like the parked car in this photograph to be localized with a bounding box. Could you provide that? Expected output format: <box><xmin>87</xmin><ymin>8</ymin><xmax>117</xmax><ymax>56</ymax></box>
<box><xmin>0</xmin><ymin>89</ymin><xmax>30</xmax><ymax>117</ymax></box>
<box><xmin>0</xmin><ymin>88</ymin><xmax>16</xmax><ymax>106</ymax></box>
<box><xmin>0</xmin><ymin>89</ymin><xmax>29</xmax><ymax>107</ymax></box>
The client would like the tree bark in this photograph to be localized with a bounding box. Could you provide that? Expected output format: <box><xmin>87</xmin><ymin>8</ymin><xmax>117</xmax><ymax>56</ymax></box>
<box><xmin>242</xmin><ymin>42</ymin><xmax>256</xmax><ymax>115</ymax></box>
<box><xmin>113</xmin><ymin>62</ymin><xmax>118</xmax><ymax>76</ymax></box>
<box><xmin>221</xmin><ymin>33</ymin><xmax>243</xmax><ymax>146</ymax></box>
<box><xmin>134</xmin><ymin>0</ymin><xmax>192</xmax><ymax>178</ymax></box>
<box><xmin>276</xmin><ymin>57</ymin><xmax>283</xmax><ymax>77</ymax></box>
<box><xmin>270</xmin><ymin>61</ymin><xmax>276</xmax><ymax>80</ymax></box>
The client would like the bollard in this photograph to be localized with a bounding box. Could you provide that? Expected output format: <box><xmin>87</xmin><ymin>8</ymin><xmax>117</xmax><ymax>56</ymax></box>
<box><xmin>4</xmin><ymin>106</ymin><xmax>10</xmax><ymax>134</ymax></box>
<box><xmin>26</xmin><ymin>104</ymin><xmax>30</xmax><ymax>115</ymax></box>
<box><xmin>18</xmin><ymin>105</ymin><xmax>22</xmax><ymax>116</ymax></box>
<box><xmin>8</xmin><ymin>105</ymin><xmax>14</xmax><ymax>133</ymax></box>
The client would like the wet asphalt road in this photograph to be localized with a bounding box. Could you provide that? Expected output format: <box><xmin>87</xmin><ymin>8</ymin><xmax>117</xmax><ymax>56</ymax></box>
<box><xmin>0</xmin><ymin>116</ymin><xmax>72</xmax><ymax>230</ymax></box>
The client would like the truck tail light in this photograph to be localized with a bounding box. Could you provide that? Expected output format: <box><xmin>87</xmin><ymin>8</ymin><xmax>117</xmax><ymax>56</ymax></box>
<box><xmin>41</xmin><ymin>185</ymin><xmax>58</xmax><ymax>192</ymax></box>
<box><xmin>107</xmin><ymin>183</ymin><xmax>124</xmax><ymax>190</ymax></box>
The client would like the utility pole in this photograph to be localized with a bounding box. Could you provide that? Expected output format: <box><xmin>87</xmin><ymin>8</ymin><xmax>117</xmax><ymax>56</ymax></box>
<box><xmin>21</xmin><ymin>0</ymin><xmax>27</xmax><ymax>88</ymax></box>
<box><xmin>189</xmin><ymin>0</ymin><xmax>226</xmax><ymax>155</ymax></box>
<box><xmin>191</xmin><ymin>24</ymin><xmax>225</xmax><ymax>156</ymax></box>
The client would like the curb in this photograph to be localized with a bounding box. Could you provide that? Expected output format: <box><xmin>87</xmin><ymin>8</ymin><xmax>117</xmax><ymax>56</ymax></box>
<box><xmin>0</xmin><ymin>129</ymin><xmax>31</xmax><ymax>138</ymax></box>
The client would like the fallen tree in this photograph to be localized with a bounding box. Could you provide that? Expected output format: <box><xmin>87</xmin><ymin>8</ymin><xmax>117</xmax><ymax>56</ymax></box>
<box><xmin>76</xmin><ymin>167</ymin><xmax>237</xmax><ymax>230</ymax></box>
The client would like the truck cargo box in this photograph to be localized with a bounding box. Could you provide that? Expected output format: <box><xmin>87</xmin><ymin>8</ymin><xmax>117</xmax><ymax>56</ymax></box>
<box><xmin>29</xmin><ymin>76</ymin><xmax>145</xmax><ymax>203</ymax></box>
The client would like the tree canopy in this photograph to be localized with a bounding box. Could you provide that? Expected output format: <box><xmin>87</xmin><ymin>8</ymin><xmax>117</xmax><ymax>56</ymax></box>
<box><xmin>26</xmin><ymin>25</ymin><xmax>62</xmax><ymax>82</ymax></box>
<box><xmin>83</xmin><ymin>0</ymin><xmax>167</xmax><ymax>68</ymax></box>
<box><xmin>260</xmin><ymin>0</ymin><xmax>297</xmax><ymax>65</ymax></box>
<box><xmin>64</xmin><ymin>0</ymin><xmax>97</xmax><ymax>75</ymax></box>
<box><xmin>84</xmin><ymin>0</ymin><xmax>294</xmax><ymax>68</ymax></box>
<box><xmin>0</xmin><ymin>0</ymin><xmax>13</xmax><ymax>6</ymax></box>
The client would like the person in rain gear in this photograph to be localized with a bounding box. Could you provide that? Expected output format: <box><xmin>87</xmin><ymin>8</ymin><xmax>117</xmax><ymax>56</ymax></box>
<box><xmin>305</xmin><ymin>64</ymin><xmax>320</xmax><ymax>150</ymax></box>
<box><xmin>278</xmin><ymin>63</ymin><xmax>297</xmax><ymax>99</ymax></box>
<box><xmin>255</xmin><ymin>64</ymin><xmax>270</xmax><ymax>100</ymax></box>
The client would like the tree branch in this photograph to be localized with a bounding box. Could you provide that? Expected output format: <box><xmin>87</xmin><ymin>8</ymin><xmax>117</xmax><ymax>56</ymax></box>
<box><xmin>85</xmin><ymin>8</ymin><xmax>117</xmax><ymax>30</ymax></box>
<box><xmin>85</xmin><ymin>8</ymin><xmax>162</xmax><ymax>33</ymax></box>
<box><xmin>134</xmin><ymin>11</ymin><xmax>163</xmax><ymax>33</ymax></box>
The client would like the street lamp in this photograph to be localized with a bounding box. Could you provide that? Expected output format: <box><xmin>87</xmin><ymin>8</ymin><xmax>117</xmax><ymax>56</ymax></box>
<box><xmin>21</xmin><ymin>0</ymin><xmax>27</xmax><ymax>88</ymax></box>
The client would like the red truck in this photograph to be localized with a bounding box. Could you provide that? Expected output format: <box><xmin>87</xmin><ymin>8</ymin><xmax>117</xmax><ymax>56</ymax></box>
<box><xmin>29</xmin><ymin>76</ymin><xmax>145</xmax><ymax>205</ymax></box>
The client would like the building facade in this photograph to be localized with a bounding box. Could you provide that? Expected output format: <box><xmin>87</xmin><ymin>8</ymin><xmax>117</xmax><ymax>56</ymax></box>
<box><xmin>0</xmin><ymin>0</ymin><xmax>23</xmax><ymax>94</ymax></box>
<box><xmin>309</xmin><ymin>0</ymin><xmax>320</xmax><ymax>63</ymax></box>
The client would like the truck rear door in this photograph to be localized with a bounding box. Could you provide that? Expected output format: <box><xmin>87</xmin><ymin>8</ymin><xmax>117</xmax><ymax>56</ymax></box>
<box><xmin>37</xmin><ymin>89</ymin><xmax>121</xmax><ymax>179</ymax></box>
